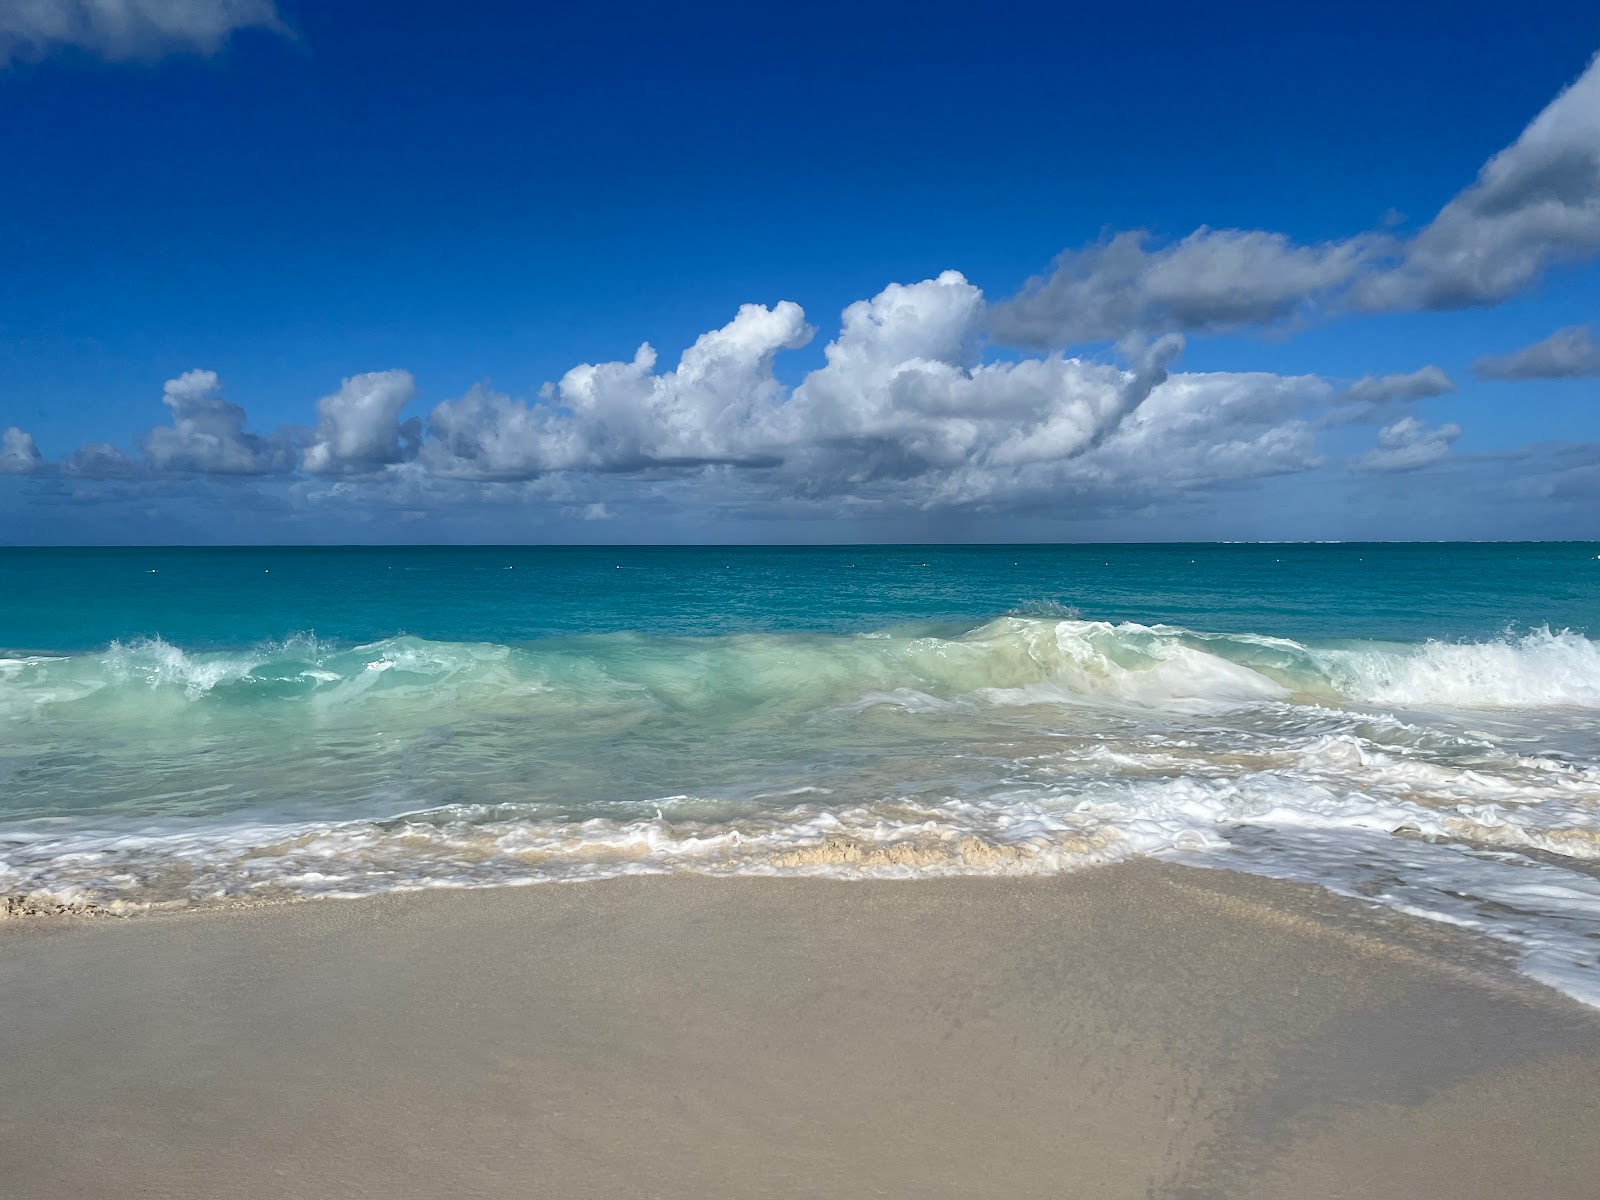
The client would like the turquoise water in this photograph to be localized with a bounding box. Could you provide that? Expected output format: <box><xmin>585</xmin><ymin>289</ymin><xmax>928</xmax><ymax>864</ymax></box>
<box><xmin>4</xmin><ymin>543</ymin><xmax>1600</xmax><ymax>1003</ymax></box>
<box><xmin>4</xmin><ymin>543</ymin><xmax>1598</xmax><ymax>650</ymax></box>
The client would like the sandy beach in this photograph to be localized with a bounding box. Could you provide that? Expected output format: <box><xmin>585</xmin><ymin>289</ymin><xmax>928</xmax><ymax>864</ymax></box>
<box><xmin>3</xmin><ymin>860</ymin><xmax>1598</xmax><ymax>1199</ymax></box>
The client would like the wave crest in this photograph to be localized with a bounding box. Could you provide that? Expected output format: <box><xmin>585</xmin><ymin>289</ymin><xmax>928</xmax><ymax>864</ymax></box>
<box><xmin>1314</xmin><ymin>627</ymin><xmax>1600</xmax><ymax>709</ymax></box>
<box><xmin>4</xmin><ymin>618</ymin><xmax>1599</xmax><ymax>718</ymax></box>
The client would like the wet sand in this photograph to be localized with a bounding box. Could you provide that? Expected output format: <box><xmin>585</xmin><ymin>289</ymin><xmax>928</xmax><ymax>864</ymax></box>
<box><xmin>3</xmin><ymin>860</ymin><xmax>1598</xmax><ymax>1199</ymax></box>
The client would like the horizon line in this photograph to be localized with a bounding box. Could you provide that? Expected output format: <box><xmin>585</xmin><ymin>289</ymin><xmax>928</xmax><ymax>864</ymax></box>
<box><xmin>4</xmin><ymin>539</ymin><xmax>1600</xmax><ymax>551</ymax></box>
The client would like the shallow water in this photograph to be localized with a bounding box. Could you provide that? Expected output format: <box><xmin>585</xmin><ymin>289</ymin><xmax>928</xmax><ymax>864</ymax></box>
<box><xmin>4</xmin><ymin>543</ymin><xmax>1600</xmax><ymax>1003</ymax></box>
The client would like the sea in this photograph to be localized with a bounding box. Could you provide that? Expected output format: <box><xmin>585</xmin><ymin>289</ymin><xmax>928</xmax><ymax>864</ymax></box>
<box><xmin>4</xmin><ymin>543</ymin><xmax>1600</xmax><ymax>1004</ymax></box>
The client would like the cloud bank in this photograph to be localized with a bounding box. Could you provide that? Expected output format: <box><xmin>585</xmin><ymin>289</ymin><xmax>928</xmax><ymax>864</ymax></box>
<box><xmin>421</xmin><ymin>274</ymin><xmax>1196</xmax><ymax>510</ymax></box>
<box><xmin>18</xmin><ymin>271</ymin><xmax>1360</xmax><ymax>523</ymax></box>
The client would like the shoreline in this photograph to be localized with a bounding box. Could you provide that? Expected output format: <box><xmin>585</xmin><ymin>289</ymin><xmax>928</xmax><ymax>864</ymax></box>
<box><xmin>4</xmin><ymin>861</ymin><xmax>1600</xmax><ymax>1198</ymax></box>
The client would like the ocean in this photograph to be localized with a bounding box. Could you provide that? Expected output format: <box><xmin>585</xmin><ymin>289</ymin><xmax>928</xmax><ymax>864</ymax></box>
<box><xmin>4</xmin><ymin>542</ymin><xmax>1600</xmax><ymax>1003</ymax></box>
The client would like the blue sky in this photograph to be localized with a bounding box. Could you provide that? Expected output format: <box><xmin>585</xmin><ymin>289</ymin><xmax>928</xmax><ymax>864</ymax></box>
<box><xmin>2</xmin><ymin>1</ymin><xmax>1599</xmax><ymax>544</ymax></box>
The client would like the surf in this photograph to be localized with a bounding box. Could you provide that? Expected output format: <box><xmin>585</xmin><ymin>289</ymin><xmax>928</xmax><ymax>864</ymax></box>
<box><xmin>5</xmin><ymin>608</ymin><xmax>1600</xmax><ymax>1005</ymax></box>
<box><xmin>6</xmin><ymin>617</ymin><xmax>1600</xmax><ymax>718</ymax></box>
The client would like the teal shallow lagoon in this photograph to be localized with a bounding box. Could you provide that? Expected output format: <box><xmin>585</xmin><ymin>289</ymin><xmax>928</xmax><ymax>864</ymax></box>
<box><xmin>4</xmin><ymin>543</ymin><xmax>1600</xmax><ymax>1003</ymax></box>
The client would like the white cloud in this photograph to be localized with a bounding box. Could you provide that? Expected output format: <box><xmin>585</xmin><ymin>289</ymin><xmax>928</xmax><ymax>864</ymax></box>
<box><xmin>1355</xmin><ymin>54</ymin><xmax>1600</xmax><ymax>311</ymax></box>
<box><xmin>61</xmin><ymin>441</ymin><xmax>139</xmax><ymax>479</ymax></box>
<box><xmin>22</xmin><ymin>276</ymin><xmax>1458</xmax><ymax>522</ymax></box>
<box><xmin>303</xmin><ymin>371</ymin><xmax>421</xmax><ymax>475</ymax></box>
<box><xmin>426</xmin><ymin>274</ymin><xmax>1175</xmax><ymax>496</ymax></box>
<box><xmin>0</xmin><ymin>0</ymin><xmax>285</xmax><ymax>65</ymax></box>
<box><xmin>990</xmin><ymin>53</ymin><xmax>1600</xmax><ymax>349</ymax></box>
<box><xmin>783</xmin><ymin>276</ymin><xmax>1179</xmax><ymax>482</ymax></box>
<box><xmin>990</xmin><ymin>228</ymin><xmax>1381</xmax><ymax>348</ymax></box>
<box><xmin>1323</xmin><ymin>365</ymin><xmax>1456</xmax><ymax>425</ymax></box>
<box><xmin>1060</xmin><ymin>371</ymin><xmax>1326</xmax><ymax>499</ymax></box>
<box><xmin>1343</xmin><ymin>365</ymin><xmax>1456</xmax><ymax>406</ymax></box>
<box><xmin>421</xmin><ymin>271</ymin><xmax>1328</xmax><ymax>518</ymax></box>
<box><xmin>1473</xmin><ymin>324</ymin><xmax>1600</xmax><ymax>380</ymax></box>
<box><xmin>1355</xmin><ymin>416</ymin><xmax>1461</xmax><ymax>473</ymax></box>
<box><xmin>0</xmin><ymin>426</ymin><xmax>42</xmax><ymax>474</ymax></box>
<box><xmin>427</xmin><ymin>300</ymin><xmax>812</xmax><ymax>478</ymax></box>
<box><xmin>144</xmin><ymin>369</ymin><xmax>293</xmax><ymax>475</ymax></box>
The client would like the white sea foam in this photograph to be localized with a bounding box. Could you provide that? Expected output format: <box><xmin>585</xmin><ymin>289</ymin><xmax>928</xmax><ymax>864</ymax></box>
<box><xmin>102</xmin><ymin>637</ymin><xmax>261</xmax><ymax>698</ymax></box>
<box><xmin>1313</xmin><ymin>627</ymin><xmax>1600</xmax><ymax>709</ymax></box>
<box><xmin>4</xmin><ymin>616</ymin><xmax>1600</xmax><ymax>1004</ymax></box>
<box><xmin>1184</xmin><ymin>830</ymin><xmax>1600</xmax><ymax>1008</ymax></box>
<box><xmin>5</xmin><ymin>722</ymin><xmax>1599</xmax><ymax>997</ymax></box>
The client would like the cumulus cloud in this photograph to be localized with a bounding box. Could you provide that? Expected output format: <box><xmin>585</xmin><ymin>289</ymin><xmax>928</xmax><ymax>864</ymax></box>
<box><xmin>0</xmin><ymin>426</ymin><xmax>42</xmax><ymax>474</ymax></box>
<box><xmin>1355</xmin><ymin>416</ymin><xmax>1461</xmax><ymax>473</ymax></box>
<box><xmin>427</xmin><ymin>300</ymin><xmax>812</xmax><ymax>477</ymax></box>
<box><xmin>0</xmin><ymin>0</ymin><xmax>285</xmax><ymax>65</ymax></box>
<box><xmin>303</xmin><ymin>371</ymin><xmax>421</xmax><ymax>475</ymax></box>
<box><xmin>1473</xmin><ymin>324</ymin><xmax>1600</xmax><ymax>380</ymax></box>
<box><xmin>144</xmin><ymin>369</ymin><xmax>293</xmax><ymax>475</ymax></box>
<box><xmin>20</xmin><ymin>273</ymin><xmax>1455</xmax><ymax>523</ymax></box>
<box><xmin>772</xmin><ymin>274</ymin><xmax>1181</xmax><ymax>498</ymax></box>
<box><xmin>425</xmin><ymin>273</ymin><xmax>1184</xmax><ymax>502</ymax></box>
<box><xmin>61</xmin><ymin>442</ymin><xmax>140</xmax><ymax>479</ymax></box>
<box><xmin>1062</xmin><ymin>371</ymin><xmax>1326</xmax><ymax>501</ymax></box>
<box><xmin>419</xmin><ymin>270</ymin><xmax>1330</xmax><ymax>517</ymax></box>
<box><xmin>990</xmin><ymin>53</ymin><xmax>1600</xmax><ymax>349</ymax></box>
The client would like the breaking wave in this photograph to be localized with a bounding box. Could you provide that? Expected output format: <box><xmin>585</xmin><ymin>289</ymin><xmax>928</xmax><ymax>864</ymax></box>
<box><xmin>5</xmin><ymin>618</ymin><xmax>1600</xmax><ymax>719</ymax></box>
<box><xmin>5</xmin><ymin>614</ymin><xmax>1600</xmax><ymax>1004</ymax></box>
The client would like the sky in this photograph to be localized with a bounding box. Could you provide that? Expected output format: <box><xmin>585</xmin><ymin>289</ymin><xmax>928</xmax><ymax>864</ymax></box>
<box><xmin>1</xmin><ymin>1</ymin><xmax>1598</xmax><ymax>545</ymax></box>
